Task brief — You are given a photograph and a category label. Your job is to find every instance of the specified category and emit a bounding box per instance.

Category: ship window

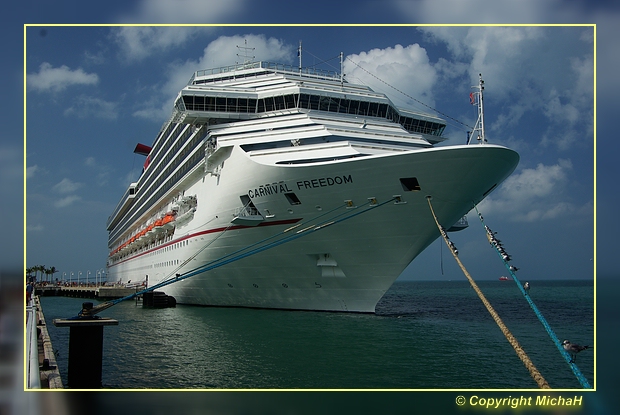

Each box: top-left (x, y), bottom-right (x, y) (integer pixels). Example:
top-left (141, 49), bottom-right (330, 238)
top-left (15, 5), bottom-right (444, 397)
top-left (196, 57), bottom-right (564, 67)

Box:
top-left (274, 95), bottom-right (285, 110)
top-left (400, 177), bottom-right (421, 191)
top-left (319, 96), bottom-right (331, 112)
top-left (377, 103), bottom-right (388, 118)
top-left (284, 192), bottom-right (302, 205)
top-left (368, 102), bottom-right (379, 117)
top-left (248, 98), bottom-right (257, 113)
top-left (205, 96), bottom-right (216, 111)
top-left (284, 94), bottom-right (296, 109)
top-left (349, 100), bottom-right (360, 115)
top-left (264, 97), bottom-right (275, 112)
top-left (358, 100), bottom-right (369, 116)
top-left (331, 97), bottom-right (342, 112)
top-left (216, 97), bottom-right (226, 112)
top-left (227, 98), bottom-right (237, 112)
top-left (195, 96), bottom-right (205, 111)
top-left (309, 95), bottom-right (320, 110)
top-left (238, 98), bottom-right (248, 112)
top-left (298, 93), bottom-right (309, 109)
top-left (182, 96), bottom-right (193, 110)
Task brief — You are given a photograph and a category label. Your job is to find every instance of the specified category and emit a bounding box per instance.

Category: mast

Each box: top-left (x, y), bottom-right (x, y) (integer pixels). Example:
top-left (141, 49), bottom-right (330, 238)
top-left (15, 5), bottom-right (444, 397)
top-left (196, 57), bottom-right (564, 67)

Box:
top-left (298, 40), bottom-right (302, 73)
top-left (340, 52), bottom-right (344, 87)
top-left (468, 73), bottom-right (487, 144)
top-left (478, 73), bottom-right (486, 143)
top-left (236, 39), bottom-right (255, 67)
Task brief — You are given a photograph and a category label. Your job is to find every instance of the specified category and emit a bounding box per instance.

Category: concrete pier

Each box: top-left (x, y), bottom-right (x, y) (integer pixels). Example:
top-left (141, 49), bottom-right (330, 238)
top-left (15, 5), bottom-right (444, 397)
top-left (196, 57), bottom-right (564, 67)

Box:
top-left (30, 296), bottom-right (63, 389)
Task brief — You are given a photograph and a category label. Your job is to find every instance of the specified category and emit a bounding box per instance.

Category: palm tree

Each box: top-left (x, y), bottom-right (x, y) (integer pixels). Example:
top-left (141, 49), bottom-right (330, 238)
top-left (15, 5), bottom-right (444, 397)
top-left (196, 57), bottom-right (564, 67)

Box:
top-left (48, 266), bottom-right (58, 284)
top-left (36, 265), bottom-right (46, 282)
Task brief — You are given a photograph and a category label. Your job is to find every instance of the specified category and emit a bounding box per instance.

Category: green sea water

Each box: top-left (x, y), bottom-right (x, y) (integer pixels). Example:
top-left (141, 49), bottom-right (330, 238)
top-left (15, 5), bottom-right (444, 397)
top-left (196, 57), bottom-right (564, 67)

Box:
top-left (40, 279), bottom-right (594, 390)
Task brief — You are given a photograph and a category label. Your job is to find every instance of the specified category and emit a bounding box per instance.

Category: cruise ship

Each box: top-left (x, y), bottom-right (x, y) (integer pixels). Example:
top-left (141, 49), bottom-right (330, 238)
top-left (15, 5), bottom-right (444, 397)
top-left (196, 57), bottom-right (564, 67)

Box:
top-left (106, 56), bottom-right (519, 312)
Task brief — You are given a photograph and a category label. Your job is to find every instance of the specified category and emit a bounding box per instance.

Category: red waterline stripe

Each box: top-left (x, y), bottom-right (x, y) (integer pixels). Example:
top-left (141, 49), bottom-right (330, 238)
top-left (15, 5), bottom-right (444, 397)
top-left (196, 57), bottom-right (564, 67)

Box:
top-left (108, 218), bottom-right (303, 268)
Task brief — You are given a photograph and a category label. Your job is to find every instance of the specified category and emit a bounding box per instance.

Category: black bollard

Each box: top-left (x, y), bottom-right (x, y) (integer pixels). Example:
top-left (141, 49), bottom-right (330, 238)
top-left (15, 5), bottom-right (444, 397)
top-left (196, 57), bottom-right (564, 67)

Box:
top-left (53, 302), bottom-right (118, 389)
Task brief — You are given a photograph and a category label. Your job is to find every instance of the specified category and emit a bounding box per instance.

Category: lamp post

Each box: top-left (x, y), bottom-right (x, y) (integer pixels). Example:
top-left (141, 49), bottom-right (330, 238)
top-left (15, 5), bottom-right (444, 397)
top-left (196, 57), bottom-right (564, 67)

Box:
top-left (70, 272), bottom-right (74, 285)
top-left (78, 271), bottom-right (82, 286)
top-left (87, 270), bottom-right (91, 285)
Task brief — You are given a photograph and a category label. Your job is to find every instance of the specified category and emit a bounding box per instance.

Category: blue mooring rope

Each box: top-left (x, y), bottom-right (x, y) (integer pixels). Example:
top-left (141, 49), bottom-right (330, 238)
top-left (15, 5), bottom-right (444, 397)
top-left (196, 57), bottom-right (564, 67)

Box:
top-left (474, 206), bottom-right (592, 389)
top-left (79, 197), bottom-right (396, 317)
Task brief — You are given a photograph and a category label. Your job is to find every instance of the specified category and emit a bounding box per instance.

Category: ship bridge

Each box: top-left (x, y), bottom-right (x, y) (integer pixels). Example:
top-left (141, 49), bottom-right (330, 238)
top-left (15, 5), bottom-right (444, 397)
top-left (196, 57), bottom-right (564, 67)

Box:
top-left (173, 61), bottom-right (447, 144)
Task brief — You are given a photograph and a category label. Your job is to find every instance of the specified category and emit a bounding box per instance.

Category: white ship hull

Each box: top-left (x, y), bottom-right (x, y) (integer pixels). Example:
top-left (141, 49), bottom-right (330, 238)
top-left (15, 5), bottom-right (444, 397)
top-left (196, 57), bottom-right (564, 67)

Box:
top-left (107, 144), bottom-right (518, 312)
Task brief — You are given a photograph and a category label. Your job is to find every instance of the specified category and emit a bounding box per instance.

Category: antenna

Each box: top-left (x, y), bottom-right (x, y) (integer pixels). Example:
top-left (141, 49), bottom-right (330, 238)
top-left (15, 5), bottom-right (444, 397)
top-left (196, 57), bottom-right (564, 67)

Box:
top-left (468, 73), bottom-right (487, 144)
top-left (236, 39), bottom-right (255, 67)
top-left (298, 40), bottom-right (302, 73)
top-left (340, 52), bottom-right (344, 87)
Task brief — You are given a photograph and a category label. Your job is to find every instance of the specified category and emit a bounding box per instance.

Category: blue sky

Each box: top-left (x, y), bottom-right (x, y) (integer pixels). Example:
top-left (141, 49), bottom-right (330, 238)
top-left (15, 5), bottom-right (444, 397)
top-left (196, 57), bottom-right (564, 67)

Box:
top-left (0, 0), bottom-right (616, 284)
top-left (22, 23), bottom-right (595, 283)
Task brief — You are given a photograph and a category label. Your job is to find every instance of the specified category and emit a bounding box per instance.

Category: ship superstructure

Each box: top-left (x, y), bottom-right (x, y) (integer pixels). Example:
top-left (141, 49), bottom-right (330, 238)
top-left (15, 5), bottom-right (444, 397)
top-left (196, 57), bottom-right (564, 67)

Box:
top-left (106, 60), bottom-right (518, 312)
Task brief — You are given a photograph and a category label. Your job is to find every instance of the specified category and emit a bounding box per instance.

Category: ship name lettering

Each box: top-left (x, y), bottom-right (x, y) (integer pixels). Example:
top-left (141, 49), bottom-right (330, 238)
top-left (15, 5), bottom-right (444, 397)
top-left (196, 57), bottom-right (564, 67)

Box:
top-left (296, 175), bottom-right (353, 190)
top-left (248, 183), bottom-right (293, 198)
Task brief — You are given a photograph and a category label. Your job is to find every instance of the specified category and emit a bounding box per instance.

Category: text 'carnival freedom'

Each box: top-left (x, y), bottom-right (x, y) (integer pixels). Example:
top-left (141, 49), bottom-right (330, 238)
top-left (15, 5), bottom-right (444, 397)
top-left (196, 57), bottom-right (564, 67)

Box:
top-left (248, 175), bottom-right (353, 198)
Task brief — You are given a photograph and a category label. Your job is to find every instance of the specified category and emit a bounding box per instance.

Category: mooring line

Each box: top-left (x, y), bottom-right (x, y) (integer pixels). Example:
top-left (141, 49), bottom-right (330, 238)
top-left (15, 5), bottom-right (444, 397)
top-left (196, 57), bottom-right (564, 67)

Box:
top-left (426, 196), bottom-right (550, 389)
top-left (77, 197), bottom-right (396, 318)
top-left (473, 205), bottom-right (592, 389)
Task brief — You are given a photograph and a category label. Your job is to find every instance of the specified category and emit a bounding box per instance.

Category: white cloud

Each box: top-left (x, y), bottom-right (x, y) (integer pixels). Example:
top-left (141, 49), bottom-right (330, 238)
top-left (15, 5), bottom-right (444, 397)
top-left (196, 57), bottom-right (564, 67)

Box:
top-left (344, 43), bottom-right (437, 109)
top-left (1, 145), bottom-right (23, 189)
top-left (479, 159), bottom-right (582, 222)
top-left (421, 26), bottom-right (545, 101)
top-left (417, 26), bottom-right (593, 151)
top-left (64, 95), bottom-right (119, 119)
top-left (111, 26), bottom-right (208, 62)
top-left (84, 156), bottom-right (112, 186)
top-left (27, 224), bottom-right (44, 232)
top-left (117, 0), bottom-right (246, 24)
top-left (394, 0), bottom-right (578, 24)
top-left (28, 62), bottom-right (99, 92)
top-left (54, 195), bottom-right (82, 208)
top-left (84, 50), bottom-right (106, 65)
top-left (52, 178), bottom-right (83, 194)
top-left (26, 165), bottom-right (39, 179)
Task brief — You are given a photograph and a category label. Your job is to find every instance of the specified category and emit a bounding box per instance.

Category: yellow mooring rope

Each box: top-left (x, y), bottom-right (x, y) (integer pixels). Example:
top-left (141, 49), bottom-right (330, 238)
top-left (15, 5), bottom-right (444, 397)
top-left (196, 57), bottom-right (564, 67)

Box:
top-left (426, 197), bottom-right (550, 389)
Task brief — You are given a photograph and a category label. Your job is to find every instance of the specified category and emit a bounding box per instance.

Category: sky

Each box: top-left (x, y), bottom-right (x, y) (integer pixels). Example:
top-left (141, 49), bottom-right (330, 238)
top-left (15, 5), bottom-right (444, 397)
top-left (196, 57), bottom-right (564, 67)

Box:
top-left (22, 24), bottom-right (595, 282)
top-left (2, 0), bottom-right (620, 414)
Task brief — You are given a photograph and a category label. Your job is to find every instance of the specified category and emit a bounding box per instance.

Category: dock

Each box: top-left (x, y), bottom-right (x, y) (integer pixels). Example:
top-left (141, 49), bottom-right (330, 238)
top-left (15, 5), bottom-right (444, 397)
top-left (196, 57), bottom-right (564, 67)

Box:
top-left (27, 296), bottom-right (62, 389)
top-left (34, 285), bottom-right (139, 299)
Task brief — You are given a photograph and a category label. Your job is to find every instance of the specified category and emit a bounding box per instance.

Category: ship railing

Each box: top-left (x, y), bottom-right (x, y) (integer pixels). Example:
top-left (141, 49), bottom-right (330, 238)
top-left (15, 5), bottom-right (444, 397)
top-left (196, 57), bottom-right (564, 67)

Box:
top-left (193, 61), bottom-right (341, 82)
